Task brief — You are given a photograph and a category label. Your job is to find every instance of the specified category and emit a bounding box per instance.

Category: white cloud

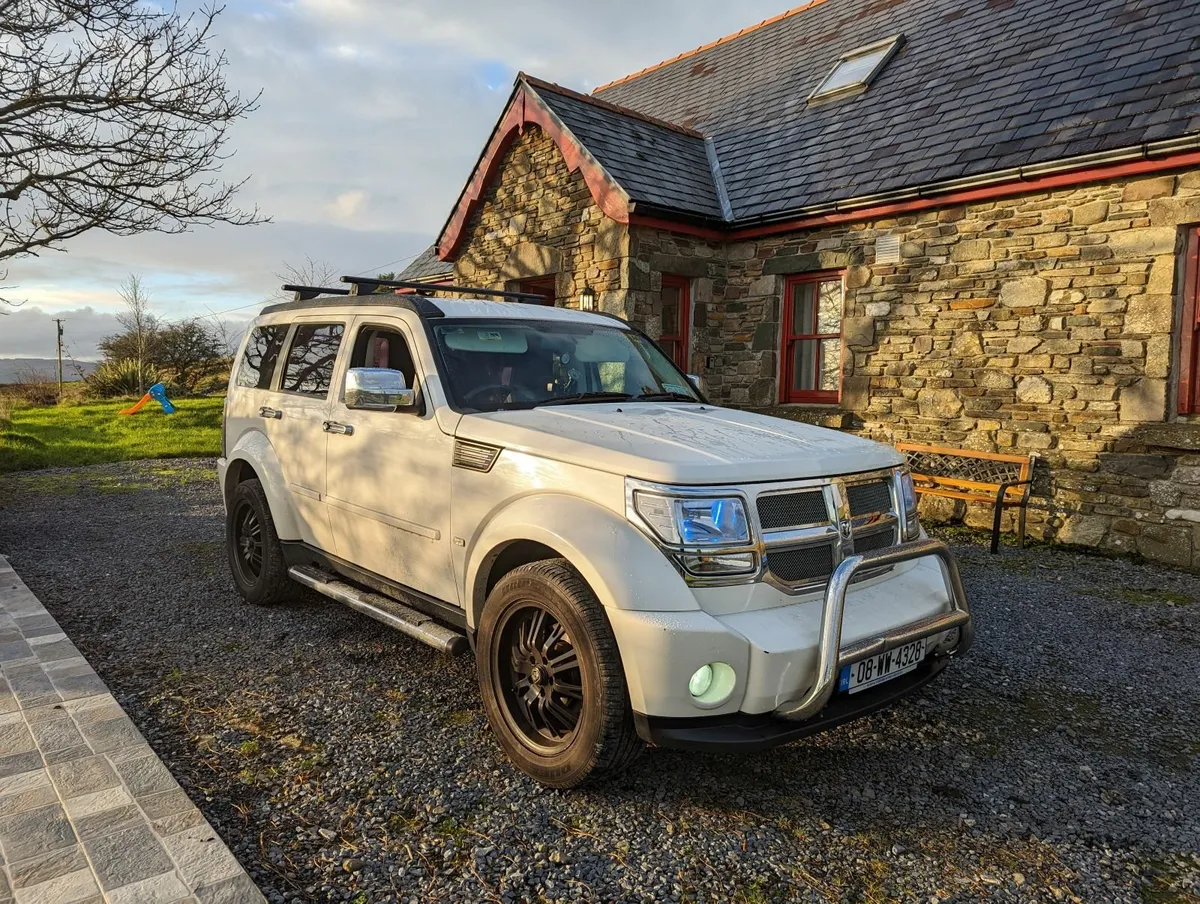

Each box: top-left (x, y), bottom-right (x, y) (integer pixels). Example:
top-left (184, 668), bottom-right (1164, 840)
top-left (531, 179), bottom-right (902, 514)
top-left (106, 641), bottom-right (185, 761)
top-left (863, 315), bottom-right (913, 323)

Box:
top-left (1, 1), bottom-right (785, 355)
top-left (326, 190), bottom-right (369, 222)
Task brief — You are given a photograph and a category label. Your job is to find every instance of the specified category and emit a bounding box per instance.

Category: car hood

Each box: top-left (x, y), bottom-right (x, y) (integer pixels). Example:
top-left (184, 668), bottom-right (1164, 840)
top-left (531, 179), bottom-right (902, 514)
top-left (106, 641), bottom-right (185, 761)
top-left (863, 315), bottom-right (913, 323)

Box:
top-left (458, 403), bottom-right (903, 484)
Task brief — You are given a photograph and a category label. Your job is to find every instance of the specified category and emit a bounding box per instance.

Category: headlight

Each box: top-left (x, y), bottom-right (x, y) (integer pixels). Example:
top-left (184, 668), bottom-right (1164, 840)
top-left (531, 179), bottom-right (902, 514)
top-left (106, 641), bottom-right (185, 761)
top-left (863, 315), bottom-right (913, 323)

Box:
top-left (898, 468), bottom-right (920, 540)
top-left (630, 489), bottom-right (756, 578)
top-left (633, 493), bottom-right (750, 546)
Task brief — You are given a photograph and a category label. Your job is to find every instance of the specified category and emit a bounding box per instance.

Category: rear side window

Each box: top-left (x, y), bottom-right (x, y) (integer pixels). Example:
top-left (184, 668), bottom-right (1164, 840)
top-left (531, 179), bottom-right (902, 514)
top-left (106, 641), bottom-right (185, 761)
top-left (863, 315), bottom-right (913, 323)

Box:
top-left (236, 325), bottom-right (288, 389)
top-left (282, 323), bottom-right (345, 396)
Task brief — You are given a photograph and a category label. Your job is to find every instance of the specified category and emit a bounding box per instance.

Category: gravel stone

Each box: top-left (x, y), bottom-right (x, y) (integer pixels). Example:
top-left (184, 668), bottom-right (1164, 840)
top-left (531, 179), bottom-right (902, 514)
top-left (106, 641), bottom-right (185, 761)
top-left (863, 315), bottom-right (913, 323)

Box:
top-left (1, 459), bottom-right (1197, 903)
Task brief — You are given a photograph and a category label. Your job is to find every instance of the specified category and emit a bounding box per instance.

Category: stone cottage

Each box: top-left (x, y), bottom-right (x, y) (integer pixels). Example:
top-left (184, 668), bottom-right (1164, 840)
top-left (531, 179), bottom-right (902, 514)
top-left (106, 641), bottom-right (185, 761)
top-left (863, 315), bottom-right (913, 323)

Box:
top-left (401, 0), bottom-right (1200, 569)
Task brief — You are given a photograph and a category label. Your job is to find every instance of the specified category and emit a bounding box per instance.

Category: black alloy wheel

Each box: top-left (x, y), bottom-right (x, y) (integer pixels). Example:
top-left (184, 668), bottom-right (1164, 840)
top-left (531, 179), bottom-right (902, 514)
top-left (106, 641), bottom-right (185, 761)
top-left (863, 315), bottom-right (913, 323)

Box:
top-left (496, 605), bottom-right (584, 752)
top-left (476, 558), bottom-right (643, 788)
top-left (233, 501), bottom-right (264, 582)
top-left (225, 477), bottom-right (292, 605)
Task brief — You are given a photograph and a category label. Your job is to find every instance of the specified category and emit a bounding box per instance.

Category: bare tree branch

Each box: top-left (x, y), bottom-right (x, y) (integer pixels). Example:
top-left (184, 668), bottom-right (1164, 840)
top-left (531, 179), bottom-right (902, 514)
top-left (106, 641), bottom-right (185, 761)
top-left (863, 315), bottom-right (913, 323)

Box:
top-left (1, 1), bottom-right (267, 309)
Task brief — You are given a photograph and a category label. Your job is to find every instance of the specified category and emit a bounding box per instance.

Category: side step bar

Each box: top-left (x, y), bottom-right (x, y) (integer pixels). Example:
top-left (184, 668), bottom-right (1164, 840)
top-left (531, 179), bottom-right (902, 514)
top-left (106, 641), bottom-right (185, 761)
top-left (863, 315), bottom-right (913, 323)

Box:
top-left (289, 566), bottom-right (469, 656)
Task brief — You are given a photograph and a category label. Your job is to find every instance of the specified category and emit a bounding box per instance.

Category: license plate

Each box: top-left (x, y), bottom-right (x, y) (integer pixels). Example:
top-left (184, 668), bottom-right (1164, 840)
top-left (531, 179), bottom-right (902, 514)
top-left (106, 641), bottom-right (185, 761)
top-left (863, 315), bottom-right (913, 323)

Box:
top-left (839, 638), bottom-right (926, 695)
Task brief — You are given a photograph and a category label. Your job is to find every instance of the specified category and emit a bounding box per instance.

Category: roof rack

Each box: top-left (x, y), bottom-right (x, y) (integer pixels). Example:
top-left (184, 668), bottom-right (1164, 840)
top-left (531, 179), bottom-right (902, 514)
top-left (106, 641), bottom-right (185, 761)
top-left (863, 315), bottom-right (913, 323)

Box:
top-left (339, 275), bottom-right (547, 304)
top-left (281, 284), bottom-right (351, 302)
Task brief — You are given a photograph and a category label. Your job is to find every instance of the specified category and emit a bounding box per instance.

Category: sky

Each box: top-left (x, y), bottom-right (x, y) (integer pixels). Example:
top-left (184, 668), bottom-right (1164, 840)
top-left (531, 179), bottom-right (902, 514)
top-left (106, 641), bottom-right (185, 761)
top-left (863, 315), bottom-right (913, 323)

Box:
top-left (1, 0), bottom-right (787, 360)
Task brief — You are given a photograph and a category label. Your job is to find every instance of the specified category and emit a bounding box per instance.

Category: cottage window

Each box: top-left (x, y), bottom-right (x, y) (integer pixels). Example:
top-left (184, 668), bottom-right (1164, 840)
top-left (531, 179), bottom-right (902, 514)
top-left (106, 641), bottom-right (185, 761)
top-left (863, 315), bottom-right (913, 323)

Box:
top-left (659, 275), bottom-right (691, 371)
top-left (808, 36), bottom-right (904, 104)
top-left (1180, 227), bottom-right (1200, 415)
top-left (781, 273), bottom-right (844, 404)
top-left (516, 276), bottom-right (556, 306)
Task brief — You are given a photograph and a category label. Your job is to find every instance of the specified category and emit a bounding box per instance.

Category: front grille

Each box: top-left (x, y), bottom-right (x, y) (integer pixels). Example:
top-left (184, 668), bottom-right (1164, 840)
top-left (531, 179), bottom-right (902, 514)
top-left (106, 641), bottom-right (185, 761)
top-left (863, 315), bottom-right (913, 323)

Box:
top-left (756, 490), bottom-right (828, 530)
top-left (847, 480), bottom-right (892, 517)
top-left (854, 526), bottom-right (896, 553)
top-left (765, 544), bottom-right (835, 584)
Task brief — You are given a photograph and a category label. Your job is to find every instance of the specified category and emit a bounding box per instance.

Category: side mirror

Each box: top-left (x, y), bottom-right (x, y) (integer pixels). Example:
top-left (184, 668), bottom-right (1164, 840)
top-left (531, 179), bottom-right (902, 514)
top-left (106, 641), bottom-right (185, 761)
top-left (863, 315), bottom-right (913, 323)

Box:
top-left (345, 368), bottom-right (416, 411)
top-left (687, 374), bottom-right (705, 395)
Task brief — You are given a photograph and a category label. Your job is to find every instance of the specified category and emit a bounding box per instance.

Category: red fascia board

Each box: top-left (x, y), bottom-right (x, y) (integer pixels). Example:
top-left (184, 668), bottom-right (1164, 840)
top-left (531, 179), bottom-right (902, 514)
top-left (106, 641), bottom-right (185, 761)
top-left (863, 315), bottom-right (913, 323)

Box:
top-left (437, 84), bottom-right (630, 261)
top-left (628, 150), bottom-right (1200, 242)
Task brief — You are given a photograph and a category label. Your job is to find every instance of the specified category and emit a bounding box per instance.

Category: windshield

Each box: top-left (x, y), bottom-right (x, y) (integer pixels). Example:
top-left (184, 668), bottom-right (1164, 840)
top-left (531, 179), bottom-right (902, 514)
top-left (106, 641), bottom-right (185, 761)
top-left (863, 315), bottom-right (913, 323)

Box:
top-left (432, 319), bottom-right (702, 412)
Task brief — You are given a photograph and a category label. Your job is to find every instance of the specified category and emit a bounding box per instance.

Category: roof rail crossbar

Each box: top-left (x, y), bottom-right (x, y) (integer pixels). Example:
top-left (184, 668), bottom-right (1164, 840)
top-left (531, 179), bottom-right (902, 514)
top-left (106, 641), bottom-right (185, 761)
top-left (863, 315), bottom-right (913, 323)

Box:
top-left (339, 275), bottom-right (548, 304)
top-left (281, 284), bottom-right (351, 301)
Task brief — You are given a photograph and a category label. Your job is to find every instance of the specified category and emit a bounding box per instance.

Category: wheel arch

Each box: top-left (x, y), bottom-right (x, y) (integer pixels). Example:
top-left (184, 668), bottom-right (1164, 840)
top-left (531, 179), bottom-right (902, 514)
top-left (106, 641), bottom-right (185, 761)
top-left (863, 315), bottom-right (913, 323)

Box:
top-left (223, 432), bottom-right (304, 541)
top-left (464, 494), bottom-right (700, 631)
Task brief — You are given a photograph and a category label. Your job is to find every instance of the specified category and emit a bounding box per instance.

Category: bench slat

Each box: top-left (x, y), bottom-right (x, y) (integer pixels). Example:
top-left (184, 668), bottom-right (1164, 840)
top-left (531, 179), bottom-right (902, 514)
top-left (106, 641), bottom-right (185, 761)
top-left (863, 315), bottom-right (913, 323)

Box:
top-left (912, 473), bottom-right (1028, 499)
top-left (913, 484), bottom-right (1025, 505)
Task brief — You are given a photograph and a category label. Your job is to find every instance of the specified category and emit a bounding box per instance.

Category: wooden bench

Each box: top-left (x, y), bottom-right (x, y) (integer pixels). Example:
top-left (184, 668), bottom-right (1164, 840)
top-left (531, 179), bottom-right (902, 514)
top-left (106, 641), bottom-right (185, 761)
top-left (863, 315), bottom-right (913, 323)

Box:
top-left (896, 443), bottom-right (1035, 554)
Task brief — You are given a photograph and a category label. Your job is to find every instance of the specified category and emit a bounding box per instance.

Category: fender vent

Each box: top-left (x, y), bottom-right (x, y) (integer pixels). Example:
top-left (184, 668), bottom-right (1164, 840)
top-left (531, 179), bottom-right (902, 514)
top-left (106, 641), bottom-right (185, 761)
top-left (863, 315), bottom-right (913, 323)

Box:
top-left (453, 440), bottom-right (502, 473)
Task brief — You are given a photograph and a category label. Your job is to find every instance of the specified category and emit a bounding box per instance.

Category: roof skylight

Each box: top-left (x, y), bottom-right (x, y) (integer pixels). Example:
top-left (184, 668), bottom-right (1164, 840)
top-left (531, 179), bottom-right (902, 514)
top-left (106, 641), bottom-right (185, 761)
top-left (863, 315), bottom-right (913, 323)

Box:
top-left (808, 35), bottom-right (904, 104)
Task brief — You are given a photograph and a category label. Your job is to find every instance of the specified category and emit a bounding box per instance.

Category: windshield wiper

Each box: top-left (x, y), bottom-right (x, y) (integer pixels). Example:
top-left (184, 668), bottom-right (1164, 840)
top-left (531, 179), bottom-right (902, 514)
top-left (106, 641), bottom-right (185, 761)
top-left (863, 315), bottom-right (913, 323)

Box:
top-left (534, 391), bottom-right (634, 407)
top-left (632, 391), bottom-right (700, 402)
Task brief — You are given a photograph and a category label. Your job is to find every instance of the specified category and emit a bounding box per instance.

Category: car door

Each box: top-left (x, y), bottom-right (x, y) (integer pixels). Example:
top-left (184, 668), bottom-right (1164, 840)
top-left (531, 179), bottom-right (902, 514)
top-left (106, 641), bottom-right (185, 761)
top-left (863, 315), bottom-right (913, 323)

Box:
top-left (323, 314), bottom-right (459, 605)
top-left (267, 318), bottom-right (347, 553)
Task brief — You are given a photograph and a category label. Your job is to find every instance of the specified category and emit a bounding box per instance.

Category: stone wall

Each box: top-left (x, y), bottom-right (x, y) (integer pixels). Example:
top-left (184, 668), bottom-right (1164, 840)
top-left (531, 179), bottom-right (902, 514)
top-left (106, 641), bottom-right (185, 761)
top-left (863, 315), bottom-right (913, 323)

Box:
top-left (450, 125), bottom-right (625, 309)
top-left (634, 172), bottom-right (1200, 567)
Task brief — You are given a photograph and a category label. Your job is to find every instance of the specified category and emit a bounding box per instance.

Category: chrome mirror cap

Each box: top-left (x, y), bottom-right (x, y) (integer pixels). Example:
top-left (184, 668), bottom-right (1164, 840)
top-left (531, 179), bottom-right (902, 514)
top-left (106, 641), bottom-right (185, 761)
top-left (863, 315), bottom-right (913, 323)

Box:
top-left (345, 368), bottom-right (416, 411)
top-left (687, 374), bottom-right (705, 394)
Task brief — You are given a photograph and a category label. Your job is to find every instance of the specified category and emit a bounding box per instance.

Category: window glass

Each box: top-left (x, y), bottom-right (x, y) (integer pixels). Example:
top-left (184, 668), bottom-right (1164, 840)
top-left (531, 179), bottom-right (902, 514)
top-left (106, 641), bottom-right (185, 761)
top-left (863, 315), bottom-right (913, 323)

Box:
top-left (809, 37), bottom-right (901, 102)
top-left (349, 326), bottom-right (418, 391)
top-left (659, 276), bottom-right (690, 370)
top-left (783, 274), bottom-right (844, 403)
top-left (237, 325), bottom-right (288, 390)
top-left (432, 320), bottom-right (700, 412)
top-left (818, 49), bottom-right (886, 94)
top-left (281, 323), bottom-right (344, 396)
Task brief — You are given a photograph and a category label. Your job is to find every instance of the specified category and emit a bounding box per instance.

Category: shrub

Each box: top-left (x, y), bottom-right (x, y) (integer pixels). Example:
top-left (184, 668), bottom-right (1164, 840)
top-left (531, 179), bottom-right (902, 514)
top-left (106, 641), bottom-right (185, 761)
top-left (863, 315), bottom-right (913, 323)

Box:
top-left (0, 394), bottom-right (12, 428)
top-left (87, 359), bottom-right (164, 398)
top-left (13, 367), bottom-right (58, 406)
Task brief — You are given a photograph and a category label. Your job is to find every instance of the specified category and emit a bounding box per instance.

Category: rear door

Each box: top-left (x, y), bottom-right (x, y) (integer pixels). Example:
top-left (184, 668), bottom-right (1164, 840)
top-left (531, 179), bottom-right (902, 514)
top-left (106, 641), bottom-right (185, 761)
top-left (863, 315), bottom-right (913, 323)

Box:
top-left (268, 318), bottom-right (347, 552)
top-left (225, 321), bottom-right (289, 459)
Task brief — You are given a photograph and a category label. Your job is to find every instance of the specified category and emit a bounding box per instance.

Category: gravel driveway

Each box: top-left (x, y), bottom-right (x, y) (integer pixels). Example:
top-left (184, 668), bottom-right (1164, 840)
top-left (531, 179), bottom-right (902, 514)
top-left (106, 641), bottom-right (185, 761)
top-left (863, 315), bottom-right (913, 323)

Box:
top-left (1, 459), bottom-right (1197, 904)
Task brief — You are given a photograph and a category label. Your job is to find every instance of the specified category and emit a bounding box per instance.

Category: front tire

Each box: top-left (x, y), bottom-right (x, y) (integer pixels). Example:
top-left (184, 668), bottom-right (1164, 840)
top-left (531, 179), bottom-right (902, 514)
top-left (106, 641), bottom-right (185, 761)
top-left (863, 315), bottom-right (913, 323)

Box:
top-left (476, 559), bottom-right (643, 788)
top-left (226, 478), bottom-right (292, 605)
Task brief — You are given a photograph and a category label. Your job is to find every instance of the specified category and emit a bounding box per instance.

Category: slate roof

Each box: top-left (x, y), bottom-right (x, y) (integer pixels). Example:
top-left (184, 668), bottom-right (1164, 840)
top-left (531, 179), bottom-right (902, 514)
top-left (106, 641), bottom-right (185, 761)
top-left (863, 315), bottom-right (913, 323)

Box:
top-left (592, 0), bottom-right (1200, 224)
top-left (529, 80), bottom-right (726, 221)
top-left (398, 244), bottom-right (453, 281)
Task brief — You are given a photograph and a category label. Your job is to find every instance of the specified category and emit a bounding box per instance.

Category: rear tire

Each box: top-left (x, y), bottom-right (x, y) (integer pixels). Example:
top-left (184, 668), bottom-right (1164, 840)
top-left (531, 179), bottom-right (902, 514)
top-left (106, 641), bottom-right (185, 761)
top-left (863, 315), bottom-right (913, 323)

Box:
top-left (476, 558), bottom-right (643, 788)
top-left (226, 478), bottom-right (292, 605)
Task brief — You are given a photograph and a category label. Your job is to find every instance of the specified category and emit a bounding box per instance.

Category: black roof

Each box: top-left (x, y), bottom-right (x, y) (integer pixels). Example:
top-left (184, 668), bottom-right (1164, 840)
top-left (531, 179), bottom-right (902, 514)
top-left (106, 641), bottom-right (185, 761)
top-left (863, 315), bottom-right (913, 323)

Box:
top-left (398, 244), bottom-right (453, 281)
top-left (534, 82), bottom-right (726, 221)
top-left (590, 0), bottom-right (1200, 223)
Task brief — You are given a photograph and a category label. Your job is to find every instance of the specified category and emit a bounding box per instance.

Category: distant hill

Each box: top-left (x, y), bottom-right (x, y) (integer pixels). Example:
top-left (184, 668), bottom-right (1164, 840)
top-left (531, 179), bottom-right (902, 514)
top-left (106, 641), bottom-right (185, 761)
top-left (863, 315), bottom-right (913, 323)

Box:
top-left (0, 357), bottom-right (96, 384)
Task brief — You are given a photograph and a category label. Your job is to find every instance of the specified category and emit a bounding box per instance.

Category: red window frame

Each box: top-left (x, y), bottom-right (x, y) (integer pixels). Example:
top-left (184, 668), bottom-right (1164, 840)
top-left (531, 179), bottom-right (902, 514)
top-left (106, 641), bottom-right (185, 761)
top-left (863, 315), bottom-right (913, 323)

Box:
top-left (781, 271), bottom-right (845, 404)
top-left (516, 276), bottom-right (556, 306)
top-left (659, 275), bottom-right (691, 371)
top-left (1180, 228), bottom-right (1200, 415)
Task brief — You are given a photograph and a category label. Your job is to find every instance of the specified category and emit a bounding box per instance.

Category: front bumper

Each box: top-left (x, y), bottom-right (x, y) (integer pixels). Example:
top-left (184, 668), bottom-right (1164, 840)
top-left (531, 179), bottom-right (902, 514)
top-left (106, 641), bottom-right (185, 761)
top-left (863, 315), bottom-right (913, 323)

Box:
top-left (608, 539), bottom-right (972, 747)
top-left (635, 652), bottom-right (950, 752)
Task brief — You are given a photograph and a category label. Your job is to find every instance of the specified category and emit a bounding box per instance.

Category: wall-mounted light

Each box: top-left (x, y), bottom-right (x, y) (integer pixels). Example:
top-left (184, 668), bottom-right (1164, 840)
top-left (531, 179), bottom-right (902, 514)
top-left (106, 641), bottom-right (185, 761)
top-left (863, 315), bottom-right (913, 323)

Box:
top-left (578, 284), bottom-right (597, 312)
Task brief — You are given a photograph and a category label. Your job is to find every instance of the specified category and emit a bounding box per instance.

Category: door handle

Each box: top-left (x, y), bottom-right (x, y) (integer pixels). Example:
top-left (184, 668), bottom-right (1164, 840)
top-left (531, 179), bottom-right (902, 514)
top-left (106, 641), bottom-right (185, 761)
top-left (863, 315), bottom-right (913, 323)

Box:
top-left (258, 406), bottom-right (282, 420)
top-left (323, 421), bottom-right (354, 436)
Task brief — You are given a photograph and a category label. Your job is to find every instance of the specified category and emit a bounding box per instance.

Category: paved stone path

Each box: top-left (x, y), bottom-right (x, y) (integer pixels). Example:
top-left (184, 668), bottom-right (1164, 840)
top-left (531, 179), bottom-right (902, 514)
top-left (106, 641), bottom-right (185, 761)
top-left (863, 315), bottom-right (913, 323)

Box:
top-left (0, 556), bottom-right (264, 904)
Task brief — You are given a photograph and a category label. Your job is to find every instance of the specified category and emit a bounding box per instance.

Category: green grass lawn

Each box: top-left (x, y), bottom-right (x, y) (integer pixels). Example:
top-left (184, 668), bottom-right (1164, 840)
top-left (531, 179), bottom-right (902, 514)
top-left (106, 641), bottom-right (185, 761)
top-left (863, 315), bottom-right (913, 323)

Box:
top-left (0, 397), bottom-right (224, 473)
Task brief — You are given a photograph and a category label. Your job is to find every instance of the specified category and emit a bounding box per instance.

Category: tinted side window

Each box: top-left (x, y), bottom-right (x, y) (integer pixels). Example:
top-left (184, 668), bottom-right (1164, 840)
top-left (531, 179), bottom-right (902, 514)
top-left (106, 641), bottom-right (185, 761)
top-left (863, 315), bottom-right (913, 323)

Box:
top-left (350, 327), bottom-right (418, 391)
top-left (237, 325), bottom-right (288, 389)
top-left (282, 323), bottom-right (345, 396)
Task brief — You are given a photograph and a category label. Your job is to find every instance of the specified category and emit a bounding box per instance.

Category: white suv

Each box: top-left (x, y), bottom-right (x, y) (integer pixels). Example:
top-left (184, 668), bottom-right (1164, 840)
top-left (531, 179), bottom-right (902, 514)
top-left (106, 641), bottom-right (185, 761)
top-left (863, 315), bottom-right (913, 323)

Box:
top-left (219, 279), bottom-right (973, 788)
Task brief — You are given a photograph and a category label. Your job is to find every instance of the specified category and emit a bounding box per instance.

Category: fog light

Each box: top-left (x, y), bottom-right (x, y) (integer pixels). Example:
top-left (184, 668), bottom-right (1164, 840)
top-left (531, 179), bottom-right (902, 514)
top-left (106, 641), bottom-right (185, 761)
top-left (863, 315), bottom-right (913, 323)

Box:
top-left (687, 662), bottom-right (737, 709)
top-left (688, 665), bottom-right (714, 698)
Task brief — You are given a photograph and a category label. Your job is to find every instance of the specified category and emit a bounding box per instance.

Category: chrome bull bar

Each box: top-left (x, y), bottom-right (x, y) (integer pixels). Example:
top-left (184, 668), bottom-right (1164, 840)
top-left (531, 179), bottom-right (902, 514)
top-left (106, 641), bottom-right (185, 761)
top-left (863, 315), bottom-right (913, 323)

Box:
top-left (775, 538), bottom-right (973, 722)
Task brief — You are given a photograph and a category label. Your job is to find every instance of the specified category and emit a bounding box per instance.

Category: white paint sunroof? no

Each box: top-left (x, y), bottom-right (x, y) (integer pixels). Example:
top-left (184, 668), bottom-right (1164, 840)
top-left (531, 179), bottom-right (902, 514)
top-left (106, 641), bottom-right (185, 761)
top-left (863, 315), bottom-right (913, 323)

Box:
top-left (809, 35), bottom-right (905, 104)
